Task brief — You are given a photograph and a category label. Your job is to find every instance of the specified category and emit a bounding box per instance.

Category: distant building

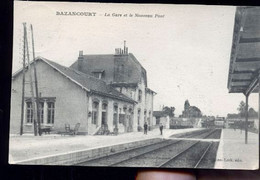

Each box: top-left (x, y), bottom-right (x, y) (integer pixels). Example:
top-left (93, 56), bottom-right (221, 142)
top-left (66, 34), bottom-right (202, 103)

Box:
top-left (182, 100), bottom-right (202, 118)
top-left (226, 115), bottom-right (257, 130)
top-left (214, 117), bottom-right (225, 128)
top-left (153, 111), bottom-right (170, 129)
top-left (10, 44), bottom-right (156, 135)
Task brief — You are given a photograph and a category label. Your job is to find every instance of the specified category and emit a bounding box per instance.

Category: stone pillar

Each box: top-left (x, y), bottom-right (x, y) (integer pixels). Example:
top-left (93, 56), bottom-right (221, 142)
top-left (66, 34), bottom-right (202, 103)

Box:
top-left (133, 105), bottom-right (138, 132)
top-left (140, 108), bottom-right (144, 128)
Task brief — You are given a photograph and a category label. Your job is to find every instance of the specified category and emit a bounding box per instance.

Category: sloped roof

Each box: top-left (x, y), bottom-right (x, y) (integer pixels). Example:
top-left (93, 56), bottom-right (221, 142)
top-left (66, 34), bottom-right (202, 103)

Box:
top-left (13, 57), bottom-right (136, 104)
top-left (70, 53), bottom-right (148, 86)
top-left (228, 7), bottom-right (260, 94)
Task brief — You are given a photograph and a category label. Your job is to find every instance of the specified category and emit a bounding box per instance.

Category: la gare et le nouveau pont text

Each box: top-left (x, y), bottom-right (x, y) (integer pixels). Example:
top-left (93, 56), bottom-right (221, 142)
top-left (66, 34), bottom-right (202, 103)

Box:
top-left (56, 11), bottom-right (165, 18)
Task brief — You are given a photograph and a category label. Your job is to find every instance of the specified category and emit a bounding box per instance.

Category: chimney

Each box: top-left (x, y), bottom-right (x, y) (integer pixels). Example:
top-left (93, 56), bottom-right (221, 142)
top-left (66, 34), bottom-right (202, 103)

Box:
top-left (78, 50), bottom-right (83, 71)
top-left (114, 41), bottom-right (129, 55)
top-left (124, 40), bottom-right (126, 54)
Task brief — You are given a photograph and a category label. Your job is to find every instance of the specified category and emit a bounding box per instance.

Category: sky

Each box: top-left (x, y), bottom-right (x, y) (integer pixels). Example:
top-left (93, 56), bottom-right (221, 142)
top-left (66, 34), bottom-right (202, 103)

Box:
top-left (13, 1), bottom-right (258, 117)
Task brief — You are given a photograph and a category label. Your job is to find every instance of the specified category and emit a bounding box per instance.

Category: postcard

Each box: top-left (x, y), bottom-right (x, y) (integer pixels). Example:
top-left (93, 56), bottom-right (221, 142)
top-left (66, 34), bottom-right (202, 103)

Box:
top-left (10, 1), bottom-right (259, 170)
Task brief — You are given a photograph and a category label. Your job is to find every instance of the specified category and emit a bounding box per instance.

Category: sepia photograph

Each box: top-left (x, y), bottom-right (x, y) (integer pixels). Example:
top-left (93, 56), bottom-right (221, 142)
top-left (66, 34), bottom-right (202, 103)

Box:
top-left (9, 1), bottom-right (259, 170)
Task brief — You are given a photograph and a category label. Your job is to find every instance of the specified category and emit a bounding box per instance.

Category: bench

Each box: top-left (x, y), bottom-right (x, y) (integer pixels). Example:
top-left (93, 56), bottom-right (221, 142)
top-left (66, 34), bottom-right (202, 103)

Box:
top-left (39, 127), bottom-right (51, 134)
top-left (60, 123), bottom-right (80, 136)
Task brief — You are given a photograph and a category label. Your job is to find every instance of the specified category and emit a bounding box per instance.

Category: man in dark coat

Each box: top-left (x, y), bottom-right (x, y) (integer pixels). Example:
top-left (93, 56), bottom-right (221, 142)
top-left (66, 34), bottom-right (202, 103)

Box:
top-left (144, 122), bottom-right (148, 135)
top-left (159, 123), bottom-right (164, 135)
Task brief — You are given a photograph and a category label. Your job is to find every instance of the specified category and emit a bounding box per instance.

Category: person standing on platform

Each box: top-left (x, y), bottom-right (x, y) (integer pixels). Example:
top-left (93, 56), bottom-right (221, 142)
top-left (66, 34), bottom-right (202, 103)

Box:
top-left (144, 122), bottom-right (148, 135)
top-left (159, 123), bottom-right (164, 135)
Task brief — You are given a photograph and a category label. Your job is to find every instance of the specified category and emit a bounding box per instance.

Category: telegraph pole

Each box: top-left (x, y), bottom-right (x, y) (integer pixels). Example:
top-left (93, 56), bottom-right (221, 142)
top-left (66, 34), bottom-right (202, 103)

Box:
top-left (31, 24), bottom-right (42, 136)
top-left (24, 23), bottom-right (38, 136)
top-left (20, 23), bottom-right (26, 135)
top-left (245, 94), bottom-right (249, 144)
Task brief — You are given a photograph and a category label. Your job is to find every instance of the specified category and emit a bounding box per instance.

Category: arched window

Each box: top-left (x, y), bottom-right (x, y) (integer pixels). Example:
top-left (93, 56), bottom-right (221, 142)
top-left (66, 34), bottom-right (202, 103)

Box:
top-left (148, 111), bottom-right (151, 126)
top-left (92, 101), bottom-right (99, 125)
top-left (144, 110), bottom-right (147, 123)
top-left (137, 109), bottom-right (141, 125)
top-left (102, 102), bottom-right (108, 125)
top-left (113, 104), bottom-right (118, 126)
top-left (128, 108), bottom-right (134, 132)
top-left (138, 90), bottom-right (142, 102)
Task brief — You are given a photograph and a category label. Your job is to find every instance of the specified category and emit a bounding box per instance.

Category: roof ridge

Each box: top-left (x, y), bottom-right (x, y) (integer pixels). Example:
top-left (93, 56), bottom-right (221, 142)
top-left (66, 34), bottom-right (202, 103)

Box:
top-left (83, 54), bottom-right (114, 56)
top-left (43, 57), bottom-right (110, 84)
top-left (15, 56), bottom-right (136, 103)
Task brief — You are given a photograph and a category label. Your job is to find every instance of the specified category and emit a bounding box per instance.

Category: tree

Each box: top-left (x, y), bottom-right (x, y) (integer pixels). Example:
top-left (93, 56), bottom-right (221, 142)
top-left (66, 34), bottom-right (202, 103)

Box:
top-left (163, 106), bottom-right (175, 117)
top-left (237, 101), bottom-right (246, 118)
top-left (227, 113), bottom-right (239, 119)
top-left (184, 100), bottom-right (190, 110)
top-left (182, 100), bottom-right (190, 117)
top-left (188, 106), bottom-right (202, 118)
top-left (248, 108), bottom-right (258, 118)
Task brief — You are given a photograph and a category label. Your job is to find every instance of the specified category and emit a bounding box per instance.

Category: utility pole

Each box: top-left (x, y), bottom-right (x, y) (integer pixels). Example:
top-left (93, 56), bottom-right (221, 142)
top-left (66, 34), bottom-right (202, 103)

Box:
top-left (24, 23), bottom-right (38, 136)
top-left (20, 23), bottom-right (26, 135)
top-left (245, 94), bottom-right (249, 144)
top-left (30, 24), bottom-right (42, 136)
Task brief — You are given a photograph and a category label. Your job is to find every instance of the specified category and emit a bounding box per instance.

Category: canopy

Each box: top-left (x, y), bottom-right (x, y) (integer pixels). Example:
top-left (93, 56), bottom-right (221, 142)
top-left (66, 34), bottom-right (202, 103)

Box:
top-left (227, 7), bottom-right (260, 96)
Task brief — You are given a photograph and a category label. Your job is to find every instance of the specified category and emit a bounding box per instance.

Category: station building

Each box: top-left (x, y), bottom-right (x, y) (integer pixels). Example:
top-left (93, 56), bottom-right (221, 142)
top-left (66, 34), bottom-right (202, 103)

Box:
top-left (10, 45), bottom-right (156, 135)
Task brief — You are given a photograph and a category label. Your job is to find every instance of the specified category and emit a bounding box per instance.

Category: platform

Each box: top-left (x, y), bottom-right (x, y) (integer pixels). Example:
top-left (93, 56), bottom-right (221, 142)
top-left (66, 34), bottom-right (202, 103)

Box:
top-left (9, 128), bottom-right (200, 164)
top-left (214, 128), bottom-right (259, 170)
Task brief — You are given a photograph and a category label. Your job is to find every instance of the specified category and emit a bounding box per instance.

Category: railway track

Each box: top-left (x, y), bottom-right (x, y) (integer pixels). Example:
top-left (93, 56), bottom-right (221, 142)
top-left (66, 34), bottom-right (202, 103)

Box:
top-left (76, 129), bottom-right (220, 168)
top-left (159, 141), bottom-right (214, 168)
top-left (175, 128), bottom-right (221, 139)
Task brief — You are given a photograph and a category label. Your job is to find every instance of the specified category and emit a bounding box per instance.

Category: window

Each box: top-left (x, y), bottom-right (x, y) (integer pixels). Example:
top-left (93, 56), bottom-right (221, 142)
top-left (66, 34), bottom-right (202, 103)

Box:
top-left (120, 64), bottom-right (124, 74)
top-left (113, 105), bottom-right (118, 125)
top-left (39, 102), bottom-right (44, 123)
top-left (119, 107), bottom-right (127, 124)
top-left (47, 102), bottom-right (55, 124)
top-left (26, 102), bottom-right (33, 123)
top-left (25, 97), bottom-right (55, 125)
top-left (137, 109), bottom-right (141, 125)
top-left (138, 90), bottom-right (142, 102)
top-left (144, 110), bottom-right (147, 123)
top-left (102, 103), bottom-right (107, 111)
top-left (92, 72), bottom-right (103, 79)
top-left (102, 103), bottom-right (108, 125)
top-left (92, 102), bottom-right (99, 124)
top-left (148, 111), bottom-right (151, 125)
top-left (123, 107), bottom-right (127, 113)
